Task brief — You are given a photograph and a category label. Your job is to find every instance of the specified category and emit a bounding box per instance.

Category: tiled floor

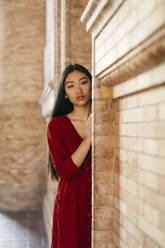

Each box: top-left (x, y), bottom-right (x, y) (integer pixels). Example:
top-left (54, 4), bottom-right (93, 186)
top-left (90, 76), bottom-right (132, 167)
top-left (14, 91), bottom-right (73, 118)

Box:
top-left (0, 211), bottom-right (48, 248)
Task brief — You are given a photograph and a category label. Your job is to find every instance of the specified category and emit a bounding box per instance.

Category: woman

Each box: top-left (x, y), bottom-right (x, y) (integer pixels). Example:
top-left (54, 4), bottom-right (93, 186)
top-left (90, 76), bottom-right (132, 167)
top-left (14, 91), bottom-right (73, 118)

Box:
top-left (47, 64), bottom-right (92, 248)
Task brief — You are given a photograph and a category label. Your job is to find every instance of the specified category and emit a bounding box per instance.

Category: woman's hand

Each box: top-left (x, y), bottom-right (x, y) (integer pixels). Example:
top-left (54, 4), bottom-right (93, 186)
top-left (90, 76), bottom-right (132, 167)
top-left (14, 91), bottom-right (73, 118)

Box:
top-left (71, 113), bottom-right (93, 167)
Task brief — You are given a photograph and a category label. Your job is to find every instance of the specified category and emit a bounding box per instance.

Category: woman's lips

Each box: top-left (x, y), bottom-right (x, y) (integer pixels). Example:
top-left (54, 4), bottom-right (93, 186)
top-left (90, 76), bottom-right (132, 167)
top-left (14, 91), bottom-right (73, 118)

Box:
top-left (77, 95), bottom-right (85, 100)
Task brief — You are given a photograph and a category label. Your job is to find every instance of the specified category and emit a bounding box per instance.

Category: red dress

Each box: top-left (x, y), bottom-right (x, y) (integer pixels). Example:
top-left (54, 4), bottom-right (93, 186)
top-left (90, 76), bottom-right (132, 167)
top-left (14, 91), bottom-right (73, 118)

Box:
top-left (47, 115), bottom-right (91, 248)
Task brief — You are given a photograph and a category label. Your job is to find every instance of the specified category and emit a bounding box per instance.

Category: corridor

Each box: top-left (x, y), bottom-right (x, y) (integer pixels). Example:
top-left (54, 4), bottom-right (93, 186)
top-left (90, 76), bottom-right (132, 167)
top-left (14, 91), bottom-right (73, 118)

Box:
top-left (0, 211), bottom-right (48, 248)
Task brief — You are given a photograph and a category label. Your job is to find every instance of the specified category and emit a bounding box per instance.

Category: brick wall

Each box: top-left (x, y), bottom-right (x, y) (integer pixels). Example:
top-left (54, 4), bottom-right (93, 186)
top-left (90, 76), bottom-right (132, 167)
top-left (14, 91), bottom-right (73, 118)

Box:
top-left (93, 64), bottom-right (165, 248)
top-left (93, 82), bottom-right (114, 247)
top-left (82, 0), bottom-right (165, 247)
top-left (61, 0), bottom-right (91, 70)
top-left (0, 0), bottom-right (46, 210)
top-left (113, 78), bottom-right (165, 248)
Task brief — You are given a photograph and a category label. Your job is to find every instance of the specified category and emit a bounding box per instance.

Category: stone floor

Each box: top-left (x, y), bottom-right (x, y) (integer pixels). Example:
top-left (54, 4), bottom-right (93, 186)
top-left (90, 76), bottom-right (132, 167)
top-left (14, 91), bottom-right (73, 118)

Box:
top-left (0, 211), bottom-right (48, 248)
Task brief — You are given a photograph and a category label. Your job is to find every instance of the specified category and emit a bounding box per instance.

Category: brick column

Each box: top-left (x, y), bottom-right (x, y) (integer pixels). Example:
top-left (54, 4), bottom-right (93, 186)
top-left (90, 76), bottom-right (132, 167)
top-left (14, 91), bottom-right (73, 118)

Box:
top-left (92, 78), bottom-right (115, 247)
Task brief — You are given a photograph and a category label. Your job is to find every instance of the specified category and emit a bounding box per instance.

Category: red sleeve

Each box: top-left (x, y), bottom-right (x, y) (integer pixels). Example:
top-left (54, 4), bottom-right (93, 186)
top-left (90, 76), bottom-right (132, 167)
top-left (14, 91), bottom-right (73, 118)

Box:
top-left (47, 118), bottom-right (82, 181)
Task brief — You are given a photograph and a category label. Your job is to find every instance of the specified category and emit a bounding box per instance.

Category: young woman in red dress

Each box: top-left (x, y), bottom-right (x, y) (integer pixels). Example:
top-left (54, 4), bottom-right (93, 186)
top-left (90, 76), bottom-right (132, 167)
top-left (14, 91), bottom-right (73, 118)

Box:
top-left (47, 64), bottom-right (92, 248)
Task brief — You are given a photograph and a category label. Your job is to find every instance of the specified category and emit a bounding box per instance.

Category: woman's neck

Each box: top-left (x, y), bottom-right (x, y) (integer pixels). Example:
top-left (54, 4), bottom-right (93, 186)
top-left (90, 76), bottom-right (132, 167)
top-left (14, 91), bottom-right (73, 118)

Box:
top-left (71, 102), bottom-right (91, 121)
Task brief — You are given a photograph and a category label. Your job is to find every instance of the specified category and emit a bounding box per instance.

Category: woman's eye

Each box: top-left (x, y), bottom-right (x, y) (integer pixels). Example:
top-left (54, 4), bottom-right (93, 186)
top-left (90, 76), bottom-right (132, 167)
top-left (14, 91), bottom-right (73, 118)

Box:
top-left (81, 81), bottom-right (88, 84)
top-left (68, 85), bottom-right (74, 88)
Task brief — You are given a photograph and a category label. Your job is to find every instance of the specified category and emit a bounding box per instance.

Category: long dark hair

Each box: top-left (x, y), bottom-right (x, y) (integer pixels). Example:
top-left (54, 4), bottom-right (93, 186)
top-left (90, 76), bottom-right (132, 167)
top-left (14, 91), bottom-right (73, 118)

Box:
top-left (48, 64), bottom-right (92, 181)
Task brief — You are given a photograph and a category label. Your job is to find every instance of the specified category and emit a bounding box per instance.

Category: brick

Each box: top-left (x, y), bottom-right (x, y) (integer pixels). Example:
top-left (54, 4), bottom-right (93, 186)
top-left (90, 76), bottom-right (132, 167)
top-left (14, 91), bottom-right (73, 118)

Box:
top-left (114, 111), bottom-right (120, 124)
top-left (94, 194), bottom-right (113, 207)
top-left (118, 34), bottom-right (130, 57)
top-left (113, 208), bottom-right (120, 223)
top-left (113, 78), bottom-right (137, 98)
top-left (144, 203), bottom-right (159, 227)
top-left (113, 231), bottom-right (120, 247)
top-left (114, 100), bottom-right (120, 112)
top-left (94, 231), bottom-right (113, 242)
top-left (118, 123), bottom-right (138, 137)
top-left (94, 146), bottom-right (114, 159)
top-left (119, 95), bottom-right (138, 110)
top-left (138, 153), bottom-right (165, 175)
top-left (143, 105), bottom-right (158, 121)
top-left (94, 87), bottom-right (112, 100)
top-left (115, 198), bottom-right (127, 216)
top-left (94, 88), bottom-right (105, 99)
top-left (95, 183), bottom-right (113, 196)
top-left (139, 215), bottom-right (165, 247)
top-left (143, 139), bottom-right (160, 156)
top-left (120, 188), bottom-right (144, 215)
top-left (119, 209), bottom-right (126, 228)
top-left (113, 220), bottom-right (120, 234)
top-left (94, 218), bottom-right (113, 230)
top-left (119, 174), bottom-right (138, 197)
top-left (94, 171), bottom-right (113, 184)
top-left (126, 177), bottom-right (138, 197)
top-left (114, 184), bottom-right (120, 198)
top-left (117, 149), bottom-right (127, 163)
top-left (139, 185), bottom-right (165, 214)
top-left (127, 232), bottom-right (138, 248)
top-left (138, 86), bottom-right (165, 106)
top-left (114, 136), bottom-right (120, 149)
top-left (138, 122), bottom-right (165, 138)
top-left (159, 140), bottom-right (165, 158)
top-left (144, 235), bottom-right (160, 248)
top-left (120, 108), bottom-right (143, 123)
top-left (95, 135), bottom-right (114, 147)
top-left (159, 176), bottom-right (165, 195)
top-left (125, 218), bottom-right (144, 245)
top-left (159, 103), bottom-right (165, 120)
top-left (136, 0), bottom-right (155, 21)
top-left (114, 157), bottom-right (120, 173)
top-left (121, 163), bottom-right (139, 181)
top-left (101, 85), bottom-right (113, 99)
top-left (93, 77), bottom-right (102, 88)
top-left (94, 124), bottom-right (114, 136)
top-left (151, 61), bottom-right (165, 88)
top-left (114, 124), bottom-right (119, 136)
top-left (119, 224), bottom-right (127, 243)
top-left (94, 206), bottom-right (113, 219)
top-left (94, 100), bottom-right (109, 111)
top-left (93, 242), bottom-right (114, 248)
top-left (160, 213), bottom-right (165, 233)
top-left (95, 111), bottom-right (115, 123)
top-left (114, 173), bottom-right (120, 186)
top-left (136, 69), bottom-right (151, 91)
top-left (127, 204), bottom-right (138, 225)
top-left (94, 158), bottom-right (114, 171)
top-left (119, 136), bottom-right (143, 152)
top-left (139, 170), bottom-right (159, 191)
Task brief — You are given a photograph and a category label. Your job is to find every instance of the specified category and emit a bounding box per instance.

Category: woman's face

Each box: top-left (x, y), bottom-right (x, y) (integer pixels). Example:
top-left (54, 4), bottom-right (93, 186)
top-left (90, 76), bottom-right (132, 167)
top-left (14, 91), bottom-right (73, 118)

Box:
top-left (64, 70), bottom-right (91, 106)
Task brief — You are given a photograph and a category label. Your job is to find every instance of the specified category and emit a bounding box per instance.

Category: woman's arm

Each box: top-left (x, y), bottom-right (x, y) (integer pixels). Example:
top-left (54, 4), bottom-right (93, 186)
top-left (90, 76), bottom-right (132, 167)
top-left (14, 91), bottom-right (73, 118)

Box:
top-left (71, 113), bottom-right (92, 167)
top-left (71, 136), bottom-right (91, 167)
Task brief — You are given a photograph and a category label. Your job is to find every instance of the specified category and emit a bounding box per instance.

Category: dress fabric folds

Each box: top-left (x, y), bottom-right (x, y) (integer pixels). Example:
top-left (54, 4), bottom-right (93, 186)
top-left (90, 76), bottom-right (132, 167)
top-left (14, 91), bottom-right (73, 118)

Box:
top-left (47, 115), bottom-right (92, 248)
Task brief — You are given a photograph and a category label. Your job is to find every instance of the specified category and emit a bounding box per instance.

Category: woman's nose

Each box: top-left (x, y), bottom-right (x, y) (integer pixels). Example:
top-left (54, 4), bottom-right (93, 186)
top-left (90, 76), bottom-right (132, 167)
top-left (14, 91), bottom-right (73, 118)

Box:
top-left (76, 84), bottom-right (83, 93)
